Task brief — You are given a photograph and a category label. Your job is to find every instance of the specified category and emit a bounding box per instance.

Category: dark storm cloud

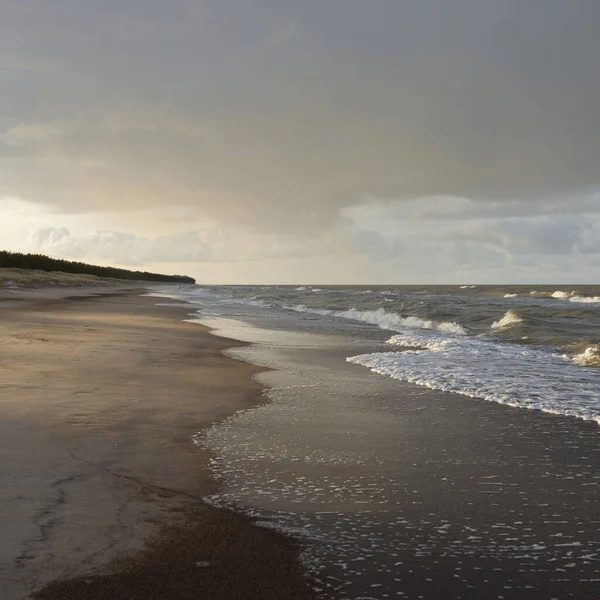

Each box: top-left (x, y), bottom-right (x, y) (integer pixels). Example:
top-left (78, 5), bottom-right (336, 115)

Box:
top-left (2, 0), bottom-right (600, 232)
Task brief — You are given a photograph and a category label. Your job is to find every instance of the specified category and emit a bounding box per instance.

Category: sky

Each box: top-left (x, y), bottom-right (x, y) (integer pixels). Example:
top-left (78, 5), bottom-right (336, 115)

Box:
top-left (1, 0), bottom-right (600, 283)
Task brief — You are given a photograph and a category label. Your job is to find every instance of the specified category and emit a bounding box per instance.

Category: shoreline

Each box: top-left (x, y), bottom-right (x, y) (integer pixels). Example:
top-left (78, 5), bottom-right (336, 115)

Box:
top-left (6, 284), bottom-right (600, 599)
top-left (0, 287), bottom-right (316, 599)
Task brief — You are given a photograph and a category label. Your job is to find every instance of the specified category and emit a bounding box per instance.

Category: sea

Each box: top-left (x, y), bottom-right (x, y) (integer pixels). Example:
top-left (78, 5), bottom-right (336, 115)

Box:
top-left (152, 284), bottom-right (600, 599)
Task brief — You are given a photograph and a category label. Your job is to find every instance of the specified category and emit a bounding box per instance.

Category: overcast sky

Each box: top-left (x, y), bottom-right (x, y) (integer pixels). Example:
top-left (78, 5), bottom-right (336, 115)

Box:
top-left (2, 0), bottom-right (600, 283)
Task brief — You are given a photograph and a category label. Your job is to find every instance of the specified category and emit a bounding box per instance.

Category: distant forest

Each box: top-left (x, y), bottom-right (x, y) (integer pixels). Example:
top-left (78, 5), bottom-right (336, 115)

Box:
top-left (0, 251), bottom-right (196, 284)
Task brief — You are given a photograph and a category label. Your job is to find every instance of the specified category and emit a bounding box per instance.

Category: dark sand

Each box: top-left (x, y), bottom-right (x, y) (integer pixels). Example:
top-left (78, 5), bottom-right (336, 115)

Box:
top-left (0, 289), bottom-right (315, 600)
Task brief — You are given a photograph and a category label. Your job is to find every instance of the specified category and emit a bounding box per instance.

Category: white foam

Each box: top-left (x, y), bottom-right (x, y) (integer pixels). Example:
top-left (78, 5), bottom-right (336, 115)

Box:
top-left (527, 289), bottom-right (600, 303)
top-left (525, 289), bottom-right (600, 303)
top-left (569, 295), bottom-right (600, 304)
top-left (348, 330), bottom-right (600, 424)
top-left (503, 293), bottom-right (518, 298)
top-left (571, 346), bottom-right (600, 367)
top-left (491, 310), bottom-right (524, 330)
top-left (529, 290), bottom-right (560, 298)
top-left (531, 289), bottom-right (600, 303)
top-left (551, 290), bottom-right (576, 299)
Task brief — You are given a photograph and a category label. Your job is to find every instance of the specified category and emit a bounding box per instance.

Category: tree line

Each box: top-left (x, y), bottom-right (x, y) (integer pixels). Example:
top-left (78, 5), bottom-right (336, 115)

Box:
top-left (0, 251), bottom-right (196, 284)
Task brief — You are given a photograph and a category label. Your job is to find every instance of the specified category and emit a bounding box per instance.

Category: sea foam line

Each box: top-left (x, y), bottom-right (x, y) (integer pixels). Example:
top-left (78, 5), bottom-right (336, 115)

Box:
top-left (347, 331), bottom-right (600, 424)
top-left (288, 305), bottom-right (466, 335)
top-left (529, 290), bottom-right (600, 304)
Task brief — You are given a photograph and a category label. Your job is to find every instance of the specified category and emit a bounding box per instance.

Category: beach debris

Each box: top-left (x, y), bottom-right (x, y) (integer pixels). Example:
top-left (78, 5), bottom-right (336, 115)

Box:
top-left (195, 561), bottom-right (211, 568)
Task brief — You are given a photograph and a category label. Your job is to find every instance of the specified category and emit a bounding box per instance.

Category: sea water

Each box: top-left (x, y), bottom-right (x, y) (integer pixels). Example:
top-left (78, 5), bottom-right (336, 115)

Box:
top-left (152, 285), bottom-right (600, 599)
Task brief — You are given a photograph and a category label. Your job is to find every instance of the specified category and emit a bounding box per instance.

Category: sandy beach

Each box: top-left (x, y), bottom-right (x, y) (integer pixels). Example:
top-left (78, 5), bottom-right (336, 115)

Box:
top-left (2, 282), bottom-right (600, 600)
top-left (0, 287), bottom-right (315, 600)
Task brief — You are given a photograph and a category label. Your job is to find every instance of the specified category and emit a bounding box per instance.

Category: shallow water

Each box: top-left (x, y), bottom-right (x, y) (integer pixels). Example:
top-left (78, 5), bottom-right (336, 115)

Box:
top-left (152, 286), bottom-right (600, 599)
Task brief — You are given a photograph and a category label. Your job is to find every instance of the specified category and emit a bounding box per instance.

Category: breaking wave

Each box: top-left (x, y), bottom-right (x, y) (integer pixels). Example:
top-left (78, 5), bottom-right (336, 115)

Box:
top-left (571, 346), bottom-right (600, 367)
top-left (569, 295), bottom-right (600, 304)
top-left (491, 310), bottom-right (524, 330)
top-left (524, 290), bottom-right (600, 304)
top-left (527, 290), bottom-right (600, 303)
top-left (551, 290), bottom-right (577, 299)
top-left (289, 305), bottom-right (466, 335)
top-left (348, 331), bottom-right (600, 424)
top-left (529, 289), bottom-right (579, 299)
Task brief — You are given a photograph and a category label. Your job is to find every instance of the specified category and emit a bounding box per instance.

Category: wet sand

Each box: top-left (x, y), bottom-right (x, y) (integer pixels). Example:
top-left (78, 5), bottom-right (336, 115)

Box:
top-left (0, 289), bottom-right (315, 600)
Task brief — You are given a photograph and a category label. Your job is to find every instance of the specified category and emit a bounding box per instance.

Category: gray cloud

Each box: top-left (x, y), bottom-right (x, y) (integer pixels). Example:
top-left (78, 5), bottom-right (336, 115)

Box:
top-left (28, 222), bottom-right (352, 267)
top-left (342, 196), bottom-right (600, 272)
top-left (2, 0), bottom-right (600, 237)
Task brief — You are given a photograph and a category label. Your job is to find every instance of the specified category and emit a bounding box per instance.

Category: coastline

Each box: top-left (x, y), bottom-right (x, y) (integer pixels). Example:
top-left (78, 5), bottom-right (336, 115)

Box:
top-left (0, 287), bottom-right (315, 599)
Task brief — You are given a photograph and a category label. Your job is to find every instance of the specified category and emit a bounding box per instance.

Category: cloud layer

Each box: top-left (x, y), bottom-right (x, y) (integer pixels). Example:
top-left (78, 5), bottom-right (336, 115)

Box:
top-left (12, 192), bottom-right (598, 283)
top-left (2, 1), bottom-right (600, 280)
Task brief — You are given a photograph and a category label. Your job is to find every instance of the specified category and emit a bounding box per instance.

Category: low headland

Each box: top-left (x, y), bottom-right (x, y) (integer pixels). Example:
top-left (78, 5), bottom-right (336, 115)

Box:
top-left (0, 250), bottom-right (196, 285)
